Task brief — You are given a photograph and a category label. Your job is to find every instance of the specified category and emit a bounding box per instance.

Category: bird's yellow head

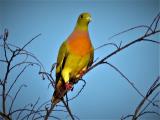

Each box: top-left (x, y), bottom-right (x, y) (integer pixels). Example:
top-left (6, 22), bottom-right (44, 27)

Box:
top-left (75, 12), bottom-right (92, 31)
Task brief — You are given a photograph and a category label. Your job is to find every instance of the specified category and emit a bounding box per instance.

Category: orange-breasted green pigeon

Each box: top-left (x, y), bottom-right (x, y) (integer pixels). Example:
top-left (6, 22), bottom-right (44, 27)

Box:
top-left (52, 12), bottom-right (94, 104)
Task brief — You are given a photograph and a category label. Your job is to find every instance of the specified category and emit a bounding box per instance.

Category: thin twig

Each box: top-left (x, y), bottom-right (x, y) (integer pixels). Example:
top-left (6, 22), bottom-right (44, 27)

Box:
top-left (108, 25), bottom-right (153, 40)
top-left (132, 76), bottom-right (160, 120)
top-left (104, 62), bottom-right (146, 99)
top-left (61, 98), bottom-right (75, 120)
top-left (94, 42), bottom-right (119, 51)
top-left (9, 84), bottom-right (27, 115)
top-left (7, 64), bottom-right (31, 100)
top-left (26, 97), bottom-right (40, 120)
top-left (145, 12), bottom-right (160, 35)
top-left (68, 79), bottom-right (86, 101)
top-left (21, 33), bottom-right (41, 50)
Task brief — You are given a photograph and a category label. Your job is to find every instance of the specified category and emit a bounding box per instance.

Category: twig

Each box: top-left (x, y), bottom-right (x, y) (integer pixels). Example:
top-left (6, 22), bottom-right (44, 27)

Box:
top-left (108, 25), bottom-right (153, 40)
top-left (104, 62), bottom-right (146, 100)
top-left (142, 39), bottom-right (160, 45)
top-left (0, 111), bottom-right (11, 120)
top-left (140, 92), bottom-right (160, 114)
top-left (145, 12), bottom-right (160, 35)
top-left (132, 76), bottom-right (160, 120)
top-left (26, 97), bottom-right (40, 120)
top-left (68, 79), bottom-right (86, 101)
top-left (61, 98), bottom-right (75, 120)
top-left (9, 84), bottom-right (27, 115)
top-left (137, 111), bottom-right (160, 118)
top-left (94, 42), bottom-right (119, 51)
top-left (44, 104), bottom-right (56, 120)
top-left (7, 64), bottom-right (32, 100)
top-left (21, 33), bottom-right (41, 50)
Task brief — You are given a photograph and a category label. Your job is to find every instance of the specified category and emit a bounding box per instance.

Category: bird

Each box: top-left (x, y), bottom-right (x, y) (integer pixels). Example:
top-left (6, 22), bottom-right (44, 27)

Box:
top-left (52, 12), bottom-right (94, 105)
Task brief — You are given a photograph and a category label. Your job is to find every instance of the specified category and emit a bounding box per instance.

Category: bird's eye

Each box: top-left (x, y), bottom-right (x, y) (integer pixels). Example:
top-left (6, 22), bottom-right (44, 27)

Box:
top-left (80, 15), bottom-right (83, 19)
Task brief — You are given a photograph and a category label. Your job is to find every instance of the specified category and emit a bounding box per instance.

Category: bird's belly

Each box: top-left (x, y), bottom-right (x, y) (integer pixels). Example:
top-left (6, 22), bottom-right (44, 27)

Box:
top-left (64, 53), bottom-right (90, 78)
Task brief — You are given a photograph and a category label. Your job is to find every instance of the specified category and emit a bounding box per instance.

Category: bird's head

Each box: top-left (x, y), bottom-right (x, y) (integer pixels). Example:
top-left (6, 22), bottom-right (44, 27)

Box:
top-left (75, 12), bottom-right (92, 30)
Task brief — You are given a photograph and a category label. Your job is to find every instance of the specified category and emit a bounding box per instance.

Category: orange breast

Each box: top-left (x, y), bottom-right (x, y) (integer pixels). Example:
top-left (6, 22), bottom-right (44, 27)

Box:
top-left (67, 30), bottom-right (92, 56)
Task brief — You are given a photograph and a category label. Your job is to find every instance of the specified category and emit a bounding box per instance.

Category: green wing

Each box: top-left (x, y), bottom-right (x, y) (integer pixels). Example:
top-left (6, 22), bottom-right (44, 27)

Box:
top-left (56, 41), bottom-right (68, 83)
top-left (87, 47), bottom-right (94, 68)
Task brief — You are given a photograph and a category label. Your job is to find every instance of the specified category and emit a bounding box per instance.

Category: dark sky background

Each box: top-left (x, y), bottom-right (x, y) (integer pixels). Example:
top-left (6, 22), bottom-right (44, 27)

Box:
top-left (0, 0), bottom-right (159, 120)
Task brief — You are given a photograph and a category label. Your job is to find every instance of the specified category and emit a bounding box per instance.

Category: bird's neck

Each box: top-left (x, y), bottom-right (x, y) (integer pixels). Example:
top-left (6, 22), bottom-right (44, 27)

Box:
top-left (74, 22), bottom-right (89, 31)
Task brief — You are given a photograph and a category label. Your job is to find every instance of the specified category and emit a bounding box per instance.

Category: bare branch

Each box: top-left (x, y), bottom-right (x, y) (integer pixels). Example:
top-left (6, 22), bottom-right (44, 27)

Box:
top-left (68, 79), bottom-right (86, 101)
top-left (108, 25), bottom-right (153, 40)
top-left (44, 104), bottom-right (56, 120)
top-left (21, 33), bottom-right (41, 50)
top-left (105, 62), bottom-right (149, 98)
top-left (140, 92), bottom-right (160, 114)
top-left (142, 39), bottom-right (160, 45)
top-left (6, 64), bottom-right (32, 99)
top-left (16, 103), bottom-right (32, 120)
top-left (61, 98), bottom-right (75, 120)
top-left (9, 84), bottom-right (27, 115)
top-left (145, 12), bottom-right (160, 35)
top-left (132, 76), bottom-right (160, 120)
top-left (0, 59), bottom-right (7, 63)
top-left (138, 111), bottom-right (160, 118)
top-left (94, 42), bottom-right (119, 51)
top-left (26, 97), bottom-right (40, 120)
top-left (0, 111), bottom-right (11, 120)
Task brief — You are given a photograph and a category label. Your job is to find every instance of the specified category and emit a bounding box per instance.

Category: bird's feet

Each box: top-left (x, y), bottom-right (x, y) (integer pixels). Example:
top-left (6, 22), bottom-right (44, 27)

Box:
top-left (65, 83), bottom-right (73, 90)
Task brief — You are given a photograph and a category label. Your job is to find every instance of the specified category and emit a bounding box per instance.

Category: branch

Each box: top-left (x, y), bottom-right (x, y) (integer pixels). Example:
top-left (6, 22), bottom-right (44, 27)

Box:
top-left (94, 42), bottom-right (119, 51)
top-left (108, 25), bottom-right (153, 40)
top-left (21, 33), bottom-right (41, 51)
top-left (0, 111), bottom-right (11, 120)
top-left (132, 76), bottom-right (160, 120)
top-left (9, 84), bottom-right (27, 115)
top-left (61, 98), bottom-right (75, 120)
top-left (6, 64), bottom-right (32, 100)
top-left (145, 12), bottom-right (160, 35)
top-left (68, 79), bottom-right (86, 101)
top-left (44, 104), bottom-right (56, 120)
top-left (104, 62), bottom-right (147, 99)
top-left (26, 97), bottom-right (40, 120)
top-left (137, 111), bottom-right (160, 118)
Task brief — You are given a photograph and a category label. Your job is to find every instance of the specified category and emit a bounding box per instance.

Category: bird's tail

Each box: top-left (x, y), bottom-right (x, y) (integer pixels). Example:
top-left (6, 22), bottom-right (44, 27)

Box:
top-left (52, 77), bottom-right (68, 104)
top-left (51, 96), bottom-right (61, 105)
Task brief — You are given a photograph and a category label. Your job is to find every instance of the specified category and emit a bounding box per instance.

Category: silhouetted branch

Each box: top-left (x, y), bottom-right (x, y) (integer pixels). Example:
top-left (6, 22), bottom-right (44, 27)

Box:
top-left (142, 39), bottom-right (160, 44)
top-left (132, 76), bottom-right (160, 120)
top-left (108, 25), bottom-right (153, 41)
top-left (68, 79), bottom-right (86, 101)
top-left (61, 98), bottom-right (75, 120)
top-left (7, 63), bottom-right (32, 100)
top-left (95, 42), bottom-right (119, 50)
top-left (0, 30), bottom-right (44, 120)
top-left (104, 62), bottom-right (148, 99)
top-left (21, 34), bottom-right (41, 51)
top-left (145, 12), bottom-right (160, 35)
top-left (26, 97), bottom-right (40, 120)
top-left (121, 76), bottom-right (160, 120)
top-left (9, 84), bottom-right (27, 115)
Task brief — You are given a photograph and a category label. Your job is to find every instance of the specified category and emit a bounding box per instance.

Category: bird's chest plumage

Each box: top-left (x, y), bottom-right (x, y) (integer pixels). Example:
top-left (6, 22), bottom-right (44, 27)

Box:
top-left (67, 30), bottom-right (92, 56)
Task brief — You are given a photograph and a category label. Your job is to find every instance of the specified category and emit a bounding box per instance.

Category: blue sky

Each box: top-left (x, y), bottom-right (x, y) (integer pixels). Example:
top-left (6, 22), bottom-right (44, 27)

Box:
top-left (0, 0), bottom-right (159, 120)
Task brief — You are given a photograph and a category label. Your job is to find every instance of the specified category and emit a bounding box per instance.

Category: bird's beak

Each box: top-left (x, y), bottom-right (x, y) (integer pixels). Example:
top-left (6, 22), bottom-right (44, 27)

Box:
top-left (87, 16), bottom-right (92, 22)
